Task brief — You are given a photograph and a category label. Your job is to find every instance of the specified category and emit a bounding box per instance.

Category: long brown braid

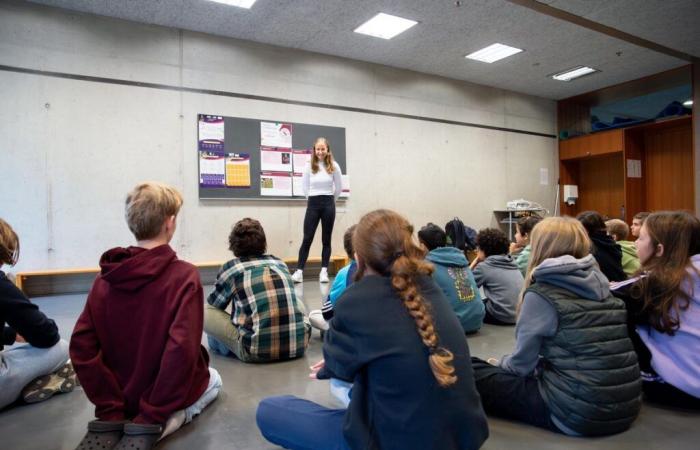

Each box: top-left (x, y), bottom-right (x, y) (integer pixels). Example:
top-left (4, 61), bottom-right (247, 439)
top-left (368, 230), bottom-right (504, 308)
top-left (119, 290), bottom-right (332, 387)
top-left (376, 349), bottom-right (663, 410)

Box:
top-left (354, 209), bottom-right (457, 387)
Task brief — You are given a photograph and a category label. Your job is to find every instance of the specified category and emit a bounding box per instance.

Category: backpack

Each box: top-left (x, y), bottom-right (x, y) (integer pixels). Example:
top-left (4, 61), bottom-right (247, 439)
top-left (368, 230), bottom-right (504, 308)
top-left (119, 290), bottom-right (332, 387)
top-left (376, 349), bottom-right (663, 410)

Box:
top-left (445, 218), bottom-right (477, 252)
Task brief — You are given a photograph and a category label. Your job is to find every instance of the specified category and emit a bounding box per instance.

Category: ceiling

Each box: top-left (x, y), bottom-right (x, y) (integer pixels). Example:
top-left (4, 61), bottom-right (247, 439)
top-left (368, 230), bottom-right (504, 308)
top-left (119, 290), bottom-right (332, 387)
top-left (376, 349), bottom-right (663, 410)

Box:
top-left (25, 0), bottom-right (700, 100)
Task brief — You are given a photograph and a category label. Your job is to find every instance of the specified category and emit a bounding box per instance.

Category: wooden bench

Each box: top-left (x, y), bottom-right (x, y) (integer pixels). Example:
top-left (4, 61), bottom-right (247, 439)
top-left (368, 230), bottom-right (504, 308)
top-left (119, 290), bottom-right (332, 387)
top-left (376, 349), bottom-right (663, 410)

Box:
top-left (13, 255), bottom-right (348, 297)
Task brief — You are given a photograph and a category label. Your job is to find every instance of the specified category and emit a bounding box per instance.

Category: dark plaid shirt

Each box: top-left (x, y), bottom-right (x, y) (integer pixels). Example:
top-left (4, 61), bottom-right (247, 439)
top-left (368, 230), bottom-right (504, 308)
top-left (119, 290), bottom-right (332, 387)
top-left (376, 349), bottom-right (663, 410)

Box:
top-left (207, 255), bottom-right (309, 360)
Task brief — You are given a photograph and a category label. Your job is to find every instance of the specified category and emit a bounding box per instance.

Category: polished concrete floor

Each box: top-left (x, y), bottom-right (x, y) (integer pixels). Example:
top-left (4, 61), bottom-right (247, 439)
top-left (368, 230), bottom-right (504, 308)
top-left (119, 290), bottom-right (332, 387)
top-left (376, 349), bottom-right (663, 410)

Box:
top-left (1, 280), bottom-right (698, 450)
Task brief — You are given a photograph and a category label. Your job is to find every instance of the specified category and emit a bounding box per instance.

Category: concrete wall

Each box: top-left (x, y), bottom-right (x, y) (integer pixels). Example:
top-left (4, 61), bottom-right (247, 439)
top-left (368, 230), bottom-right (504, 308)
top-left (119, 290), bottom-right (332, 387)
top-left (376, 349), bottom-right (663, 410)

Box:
top-left (0, 1), bottom-right (557, 272)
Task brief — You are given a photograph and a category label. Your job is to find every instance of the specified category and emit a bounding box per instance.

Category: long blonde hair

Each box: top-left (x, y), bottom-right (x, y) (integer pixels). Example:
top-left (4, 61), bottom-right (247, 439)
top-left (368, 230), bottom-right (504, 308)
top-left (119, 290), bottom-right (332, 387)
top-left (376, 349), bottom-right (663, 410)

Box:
top-left (310, 137), bottom-right (335, 175)
top-left (353, 209), bottom-right (457, 387)
top-left (520, 217), bottom-right (591, 309)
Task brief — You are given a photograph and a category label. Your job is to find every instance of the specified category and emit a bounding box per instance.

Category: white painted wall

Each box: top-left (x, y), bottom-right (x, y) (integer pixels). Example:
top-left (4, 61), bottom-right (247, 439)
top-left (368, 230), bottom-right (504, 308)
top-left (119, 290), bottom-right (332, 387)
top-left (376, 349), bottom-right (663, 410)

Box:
top-left (0, 2), bottom-right (557, 272)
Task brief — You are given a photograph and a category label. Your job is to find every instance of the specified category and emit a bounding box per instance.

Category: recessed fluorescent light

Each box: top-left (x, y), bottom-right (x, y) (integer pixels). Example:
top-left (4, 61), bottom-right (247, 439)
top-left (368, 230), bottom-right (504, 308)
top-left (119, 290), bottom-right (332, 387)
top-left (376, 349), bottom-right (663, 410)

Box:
top-left (465, 43), bottom-right (523, 63)
top-left (683, 99), bottom-right (693, 107)
top-left (207, 0), bottom-right (257, 9)
top-left (551, 66), bottom-right (599, 81)
top-left (354, 13), bottom-right (418, 40)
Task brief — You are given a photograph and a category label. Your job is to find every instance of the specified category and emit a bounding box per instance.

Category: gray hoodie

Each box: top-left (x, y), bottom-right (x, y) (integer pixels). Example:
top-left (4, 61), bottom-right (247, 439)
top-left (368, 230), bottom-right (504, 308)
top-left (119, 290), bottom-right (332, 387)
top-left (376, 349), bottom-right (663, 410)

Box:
top-left (500, 254), bottom-right (609, 376)
top-left (472, 254), bottom-right (524, 324)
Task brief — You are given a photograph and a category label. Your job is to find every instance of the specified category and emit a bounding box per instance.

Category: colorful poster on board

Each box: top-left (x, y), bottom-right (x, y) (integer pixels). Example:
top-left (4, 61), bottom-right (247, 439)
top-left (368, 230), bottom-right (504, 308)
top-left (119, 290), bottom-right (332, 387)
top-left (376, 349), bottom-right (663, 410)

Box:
top-left (199, 152), bottom-right (226, 187)
top-left (260, 122), bottom-right (292, 148)
top-left (292, 148), bottom-right (312, 172)
top-left (198, 115), bottom-right (225, 151)
top-left (260, 171), bottom-right (292, 197)
top-left (225, 153), bottom-right (251, 188)
top-left (292, 172), bottom-right (305, 197)
top-left (260, 147), bottom-right (292, 172)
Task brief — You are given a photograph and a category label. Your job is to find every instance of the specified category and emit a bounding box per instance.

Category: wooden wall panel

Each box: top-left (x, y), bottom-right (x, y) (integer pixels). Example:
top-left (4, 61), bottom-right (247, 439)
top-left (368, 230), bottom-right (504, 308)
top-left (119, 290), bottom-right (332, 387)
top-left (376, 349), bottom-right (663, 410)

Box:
top-left (644, 124), bottom-right (694, 212)
top-left (577, 154), bottom-right (625, 219)
top-left (560, 129), bottom-right (623, 160)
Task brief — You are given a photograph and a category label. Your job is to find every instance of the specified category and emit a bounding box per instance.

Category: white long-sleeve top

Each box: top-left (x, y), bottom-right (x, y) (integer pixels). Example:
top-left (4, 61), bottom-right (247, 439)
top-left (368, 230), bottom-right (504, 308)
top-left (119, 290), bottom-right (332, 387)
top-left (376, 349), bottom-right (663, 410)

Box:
top-left (302, 161), bottom-right (343, 199)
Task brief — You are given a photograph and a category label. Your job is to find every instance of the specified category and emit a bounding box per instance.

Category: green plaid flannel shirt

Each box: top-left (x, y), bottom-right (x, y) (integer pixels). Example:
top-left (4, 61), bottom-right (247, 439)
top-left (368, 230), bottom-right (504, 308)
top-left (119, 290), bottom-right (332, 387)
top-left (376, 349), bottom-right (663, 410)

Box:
top-left (207, 255), bottom-right (309, 360)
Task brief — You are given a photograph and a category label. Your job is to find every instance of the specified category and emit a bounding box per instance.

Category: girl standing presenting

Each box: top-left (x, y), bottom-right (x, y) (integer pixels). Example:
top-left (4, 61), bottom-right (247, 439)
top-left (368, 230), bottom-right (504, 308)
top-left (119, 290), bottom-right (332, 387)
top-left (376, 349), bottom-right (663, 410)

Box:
top-left (291, 137), bottom-right (342, 283)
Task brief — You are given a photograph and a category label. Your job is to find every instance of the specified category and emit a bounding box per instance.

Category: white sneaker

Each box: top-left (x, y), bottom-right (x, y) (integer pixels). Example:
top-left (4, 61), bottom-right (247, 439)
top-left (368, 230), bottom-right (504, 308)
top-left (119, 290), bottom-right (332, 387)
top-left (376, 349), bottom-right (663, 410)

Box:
top-left (319, 268), bottom-right (329, 283)
top-left (291, 270), bottom-right (304, 283)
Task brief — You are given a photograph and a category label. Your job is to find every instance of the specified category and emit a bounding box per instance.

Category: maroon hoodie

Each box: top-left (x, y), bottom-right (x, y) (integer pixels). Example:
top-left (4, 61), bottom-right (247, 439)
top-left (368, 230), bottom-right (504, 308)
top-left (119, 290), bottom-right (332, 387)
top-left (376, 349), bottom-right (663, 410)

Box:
top-left (70, 244), bottom-right (210, 425)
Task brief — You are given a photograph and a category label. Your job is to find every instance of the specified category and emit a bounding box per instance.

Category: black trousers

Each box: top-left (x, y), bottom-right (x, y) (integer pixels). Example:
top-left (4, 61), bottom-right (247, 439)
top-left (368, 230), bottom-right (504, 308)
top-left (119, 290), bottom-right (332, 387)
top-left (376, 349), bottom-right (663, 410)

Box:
top-left (297, 195), bottom-right (335, 270)
top-left (471, 357), bottom-right (559, 433)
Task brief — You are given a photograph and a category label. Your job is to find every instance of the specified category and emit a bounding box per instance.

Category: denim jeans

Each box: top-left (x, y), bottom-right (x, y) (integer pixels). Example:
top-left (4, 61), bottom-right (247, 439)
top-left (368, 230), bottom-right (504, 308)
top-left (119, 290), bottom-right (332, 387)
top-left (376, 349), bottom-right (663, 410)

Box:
top-left (0, 339), bottom-right (69, 409)
top-left (256, 395), bottom-right (349, 450)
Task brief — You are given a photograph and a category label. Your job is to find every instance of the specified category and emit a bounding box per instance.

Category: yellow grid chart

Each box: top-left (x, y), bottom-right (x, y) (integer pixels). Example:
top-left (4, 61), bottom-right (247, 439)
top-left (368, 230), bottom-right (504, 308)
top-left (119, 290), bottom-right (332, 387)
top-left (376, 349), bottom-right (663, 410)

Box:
top-left (226, 159), bottom-right (251, 187)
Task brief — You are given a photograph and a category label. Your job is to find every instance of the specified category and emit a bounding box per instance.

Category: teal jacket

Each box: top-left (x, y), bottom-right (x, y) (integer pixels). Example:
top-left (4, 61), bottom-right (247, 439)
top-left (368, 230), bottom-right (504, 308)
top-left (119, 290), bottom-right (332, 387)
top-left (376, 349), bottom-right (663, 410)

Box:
top-left (425, 247), bottom-right (484, 333)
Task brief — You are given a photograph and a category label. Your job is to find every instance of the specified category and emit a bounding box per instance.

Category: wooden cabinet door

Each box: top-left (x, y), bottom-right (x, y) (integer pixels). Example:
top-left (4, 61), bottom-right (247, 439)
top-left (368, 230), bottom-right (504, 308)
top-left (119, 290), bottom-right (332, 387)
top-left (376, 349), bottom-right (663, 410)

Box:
top-left (559, 129), bottom-right (623, 160)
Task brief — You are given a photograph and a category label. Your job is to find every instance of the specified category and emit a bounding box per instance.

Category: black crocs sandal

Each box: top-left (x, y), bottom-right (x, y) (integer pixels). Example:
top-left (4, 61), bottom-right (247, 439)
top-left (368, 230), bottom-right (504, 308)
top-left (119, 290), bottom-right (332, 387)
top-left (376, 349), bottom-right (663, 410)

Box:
top-left (22, 361), bottom-right (78, 403)
top-left (113, 423), bottom-right (163, 450)
top-left (75, 420), bottom-right (127, 450)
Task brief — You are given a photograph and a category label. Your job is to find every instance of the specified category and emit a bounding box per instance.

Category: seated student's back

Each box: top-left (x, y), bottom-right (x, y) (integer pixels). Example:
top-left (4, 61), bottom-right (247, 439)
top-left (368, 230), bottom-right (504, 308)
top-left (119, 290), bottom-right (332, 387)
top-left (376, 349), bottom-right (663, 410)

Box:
top-left (472, 228), bottom-right (523, 325)
top-left (256, 209), bottom-right (488, 450)
top-left (419, 223), bottom-right (484, 333)
top-left (577, 211), bottom-right (627, 282)
top-left (605, 218), bottom-right (640, 276)
top-left (71, 182), bottom-right (219, 449)
top-left (472, 217), bottom-right (641, 437)
top-left (205, 218), bottom-right (309, 362)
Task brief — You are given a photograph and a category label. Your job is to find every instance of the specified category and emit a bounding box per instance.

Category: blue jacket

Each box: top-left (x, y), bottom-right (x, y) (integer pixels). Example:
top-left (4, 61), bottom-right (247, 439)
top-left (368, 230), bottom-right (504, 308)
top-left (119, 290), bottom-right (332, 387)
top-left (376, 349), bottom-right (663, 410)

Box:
top-left (329, 260), bottom-right (357, 307)
top-left (426, 247), bottom-right (484, 333)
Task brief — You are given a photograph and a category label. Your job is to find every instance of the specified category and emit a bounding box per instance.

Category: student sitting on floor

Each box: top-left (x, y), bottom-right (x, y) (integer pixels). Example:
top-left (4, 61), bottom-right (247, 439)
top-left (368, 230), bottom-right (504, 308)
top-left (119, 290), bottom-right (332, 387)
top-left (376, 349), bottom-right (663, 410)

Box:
top-left (577, 211), bottom-right (627, 282)
top-left (605, 218), bottom-right (641, 276)
top-left (0, 218), bottom-right (76, 410)
top-left (472, 217), bottom-right (641, 436)
top-left (470, 228), bottom-right (523, 325)
top-left (630, 211), bottom-right (650, 239)
top-left (205, 217), bottom-right (310, 362)
top-left (615, 211), bottom-right (700, 409)
top-left (308, 225), bottom-right (357, 332)
top-left (510, 215), bottom-right (542, 276)
top-left (70, 182), bottom-right (221, 450)
top-left (256, 209), bottom-right (489, 450)
top-left (418, 223), bottom-right (484, 334)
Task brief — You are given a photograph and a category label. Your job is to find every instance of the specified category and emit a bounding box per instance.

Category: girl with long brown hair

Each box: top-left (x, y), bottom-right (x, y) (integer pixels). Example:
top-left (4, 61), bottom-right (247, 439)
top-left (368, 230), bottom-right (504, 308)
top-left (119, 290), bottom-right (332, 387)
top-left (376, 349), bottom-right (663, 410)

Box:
top-left (257, 209), bottom-right (488, 450)
top-left (473, 217), bottom-right (641, 436)
top-left (618, 211), bottom-right (700, 408)
top-left (291, 137), bottom-right (343, 283)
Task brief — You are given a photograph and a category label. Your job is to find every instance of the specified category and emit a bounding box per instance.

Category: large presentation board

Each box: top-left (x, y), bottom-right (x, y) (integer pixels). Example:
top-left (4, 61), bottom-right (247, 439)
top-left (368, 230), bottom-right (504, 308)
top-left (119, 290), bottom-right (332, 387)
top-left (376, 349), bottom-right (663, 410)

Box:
top-left (198, 114), bottom-right (348, 200)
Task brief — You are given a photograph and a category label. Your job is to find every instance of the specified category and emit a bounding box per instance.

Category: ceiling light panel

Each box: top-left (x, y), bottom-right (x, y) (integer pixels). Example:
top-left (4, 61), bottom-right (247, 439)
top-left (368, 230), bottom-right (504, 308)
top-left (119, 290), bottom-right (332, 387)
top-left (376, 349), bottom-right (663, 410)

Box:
top-left (354, 13), bottom-right (418, 40)
top-left (551, 66), bottom-right (599, 81)
top-left (207, 0), bottom-right (257, 9)
top-left (465, 43), bottom-right (523, 63)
